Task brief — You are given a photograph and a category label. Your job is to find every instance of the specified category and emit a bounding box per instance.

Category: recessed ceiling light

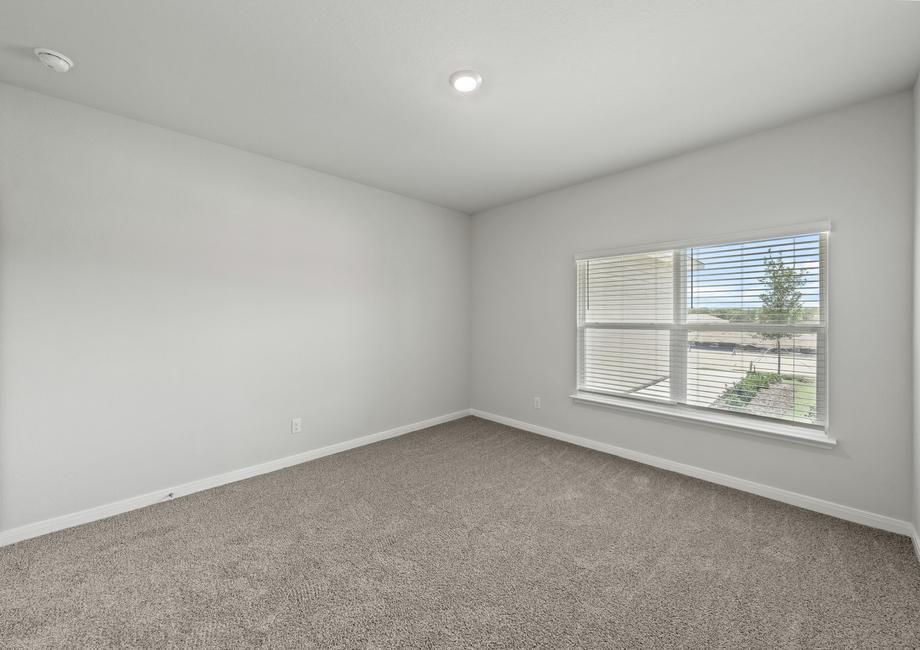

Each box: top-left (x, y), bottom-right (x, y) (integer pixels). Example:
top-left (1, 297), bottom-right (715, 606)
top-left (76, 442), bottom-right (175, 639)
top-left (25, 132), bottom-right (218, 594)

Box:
top-left (34, 48), bottom-right (74, 73)
top-left (449, 70), bottom-right (482, 94)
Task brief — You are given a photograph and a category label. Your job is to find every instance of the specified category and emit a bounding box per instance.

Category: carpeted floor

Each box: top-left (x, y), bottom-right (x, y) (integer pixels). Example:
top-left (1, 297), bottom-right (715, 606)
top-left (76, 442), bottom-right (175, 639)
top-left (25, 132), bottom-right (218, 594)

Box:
top-left (2, 416), bottom-right (919, 649)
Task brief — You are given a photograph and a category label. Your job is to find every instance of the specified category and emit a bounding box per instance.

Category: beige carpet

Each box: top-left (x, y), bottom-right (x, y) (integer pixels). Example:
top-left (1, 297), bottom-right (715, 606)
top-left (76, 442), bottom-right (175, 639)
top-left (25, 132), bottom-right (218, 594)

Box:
top-left (2, 416), bottom-right (919, 649)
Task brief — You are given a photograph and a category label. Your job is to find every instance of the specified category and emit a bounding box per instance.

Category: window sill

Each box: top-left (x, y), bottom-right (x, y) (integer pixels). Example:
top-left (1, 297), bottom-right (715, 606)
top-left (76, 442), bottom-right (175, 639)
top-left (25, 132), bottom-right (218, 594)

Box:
top-left (570, 391), bottom-right (836, 449)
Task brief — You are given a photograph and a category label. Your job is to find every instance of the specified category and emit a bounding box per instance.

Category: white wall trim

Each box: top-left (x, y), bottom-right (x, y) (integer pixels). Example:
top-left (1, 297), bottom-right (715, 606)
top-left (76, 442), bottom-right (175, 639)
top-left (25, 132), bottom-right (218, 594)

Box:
top-left (470, 409), bottom-right (914, 537)
top-left (570, 391), bottom-right (835, 448)
top-left (912, 526), bottom-right (920, 564)
top-left (0, 410), bottom-right (471, 548)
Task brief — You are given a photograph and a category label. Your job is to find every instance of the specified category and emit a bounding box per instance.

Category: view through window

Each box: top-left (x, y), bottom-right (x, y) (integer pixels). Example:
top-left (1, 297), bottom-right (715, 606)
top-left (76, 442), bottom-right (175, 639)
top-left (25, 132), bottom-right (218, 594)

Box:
top-left (576, 230), bottom-right (827, 429)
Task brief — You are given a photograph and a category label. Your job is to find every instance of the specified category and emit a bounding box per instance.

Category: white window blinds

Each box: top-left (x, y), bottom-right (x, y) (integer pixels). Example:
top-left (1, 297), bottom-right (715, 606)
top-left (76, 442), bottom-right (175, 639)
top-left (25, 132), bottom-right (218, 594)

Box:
top-left (576, 229), bottom-right (827, 429)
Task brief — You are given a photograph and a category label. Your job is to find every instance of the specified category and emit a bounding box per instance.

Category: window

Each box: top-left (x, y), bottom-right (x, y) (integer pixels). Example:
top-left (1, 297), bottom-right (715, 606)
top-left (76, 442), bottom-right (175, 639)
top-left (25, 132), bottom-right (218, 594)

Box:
top-left (575, 226), bottom-right (828, 438)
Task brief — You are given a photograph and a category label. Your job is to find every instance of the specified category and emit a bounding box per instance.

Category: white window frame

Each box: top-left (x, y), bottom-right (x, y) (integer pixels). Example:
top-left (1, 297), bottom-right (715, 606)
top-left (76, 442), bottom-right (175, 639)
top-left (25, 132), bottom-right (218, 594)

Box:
top-left (571, 222), bottom-right (834, 448)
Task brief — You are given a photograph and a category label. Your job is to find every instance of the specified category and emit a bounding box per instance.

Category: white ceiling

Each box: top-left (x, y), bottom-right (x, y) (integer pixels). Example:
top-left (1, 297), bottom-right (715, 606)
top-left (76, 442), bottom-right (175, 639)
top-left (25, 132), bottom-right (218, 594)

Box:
top-left (2, 1), bottom-right (920, 214)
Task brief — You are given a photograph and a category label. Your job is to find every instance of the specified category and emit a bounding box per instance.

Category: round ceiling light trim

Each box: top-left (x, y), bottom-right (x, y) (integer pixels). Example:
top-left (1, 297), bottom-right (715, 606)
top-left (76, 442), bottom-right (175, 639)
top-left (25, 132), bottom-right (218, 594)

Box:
top-left (34, 48), bottom-right (74, 73)
top-left (449, 70), bottom-right (482, 94)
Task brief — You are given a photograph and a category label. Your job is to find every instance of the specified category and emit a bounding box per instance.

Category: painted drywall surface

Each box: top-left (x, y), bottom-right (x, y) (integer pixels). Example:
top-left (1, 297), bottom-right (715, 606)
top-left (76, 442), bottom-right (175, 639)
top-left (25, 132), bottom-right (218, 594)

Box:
top-left (472, 92), bottom-right (914, 520)
top-left (0, 83), bottom-right (471, 532)
top-left (914, 76), bottom-right (920, 532)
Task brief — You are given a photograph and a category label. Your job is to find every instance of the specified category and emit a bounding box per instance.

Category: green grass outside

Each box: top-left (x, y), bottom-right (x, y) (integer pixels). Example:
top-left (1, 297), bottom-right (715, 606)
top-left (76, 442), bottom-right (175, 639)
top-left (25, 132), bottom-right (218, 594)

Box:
top-left (783, 376), bottom-right (816, 422)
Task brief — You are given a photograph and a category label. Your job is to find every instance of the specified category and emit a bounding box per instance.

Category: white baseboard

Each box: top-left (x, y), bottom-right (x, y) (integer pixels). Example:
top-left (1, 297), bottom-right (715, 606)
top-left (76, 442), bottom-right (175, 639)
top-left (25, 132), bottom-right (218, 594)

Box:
top-left (0, 410), bottom-right (470, 548)
top-left (912, 526), bottom-right (920, 564)
top-left (5, 408), bottom-right (915, 556)
top-left (470, 409), bottom-right (914, 538)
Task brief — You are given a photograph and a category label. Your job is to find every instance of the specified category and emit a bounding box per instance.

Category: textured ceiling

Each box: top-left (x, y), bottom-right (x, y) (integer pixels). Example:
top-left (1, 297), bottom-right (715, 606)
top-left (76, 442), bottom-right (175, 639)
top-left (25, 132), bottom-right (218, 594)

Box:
top-left (2, 1), bottom-right (920, 213)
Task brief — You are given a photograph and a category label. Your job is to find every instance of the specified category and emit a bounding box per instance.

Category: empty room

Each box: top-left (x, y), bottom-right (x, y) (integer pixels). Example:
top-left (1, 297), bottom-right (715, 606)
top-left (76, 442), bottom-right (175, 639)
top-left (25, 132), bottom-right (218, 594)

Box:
top-left (2, 1), bottom-right (920, 648)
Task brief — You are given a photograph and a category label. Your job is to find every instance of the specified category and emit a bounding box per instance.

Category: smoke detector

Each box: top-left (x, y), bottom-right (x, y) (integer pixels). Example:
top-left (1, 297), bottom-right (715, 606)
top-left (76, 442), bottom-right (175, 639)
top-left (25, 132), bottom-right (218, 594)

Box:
top-left (34, 48), bottom-right (74, 73)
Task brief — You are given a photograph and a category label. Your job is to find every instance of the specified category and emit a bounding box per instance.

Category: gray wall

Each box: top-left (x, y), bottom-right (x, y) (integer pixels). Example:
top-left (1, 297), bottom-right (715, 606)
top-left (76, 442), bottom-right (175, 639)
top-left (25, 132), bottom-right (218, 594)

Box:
top-left (471, 91), bottom-right (914, 521)
top-left (914, 76), bottom-right (920, 534)
top-left (0, 83), bottom-right (471, 532)
top-left (1, 81), bottom-right (914, 534)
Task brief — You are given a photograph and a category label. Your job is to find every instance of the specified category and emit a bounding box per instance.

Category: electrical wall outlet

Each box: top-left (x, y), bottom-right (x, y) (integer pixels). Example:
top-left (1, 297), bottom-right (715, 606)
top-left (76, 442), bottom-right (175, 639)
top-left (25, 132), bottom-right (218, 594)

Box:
top-left (291, 417), bottom-right (303, 434)
top-left (533, 397), bottom-right (541, 409)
